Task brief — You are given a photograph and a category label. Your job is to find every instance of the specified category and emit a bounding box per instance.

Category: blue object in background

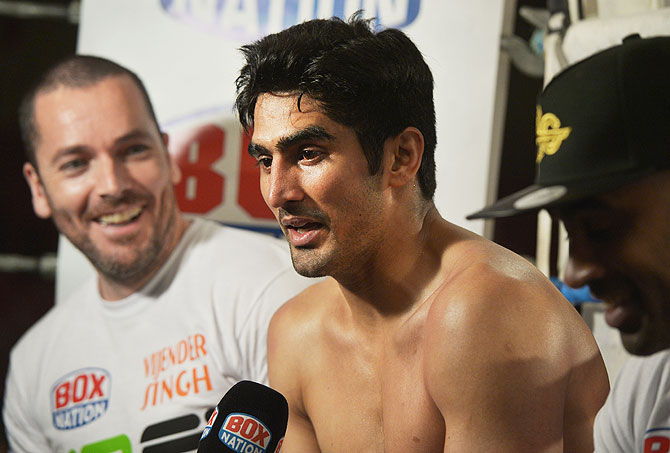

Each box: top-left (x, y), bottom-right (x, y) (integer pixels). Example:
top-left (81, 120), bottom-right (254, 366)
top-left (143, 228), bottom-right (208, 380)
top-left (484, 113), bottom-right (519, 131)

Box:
top-left (550, 277), bottom-right (600, 305)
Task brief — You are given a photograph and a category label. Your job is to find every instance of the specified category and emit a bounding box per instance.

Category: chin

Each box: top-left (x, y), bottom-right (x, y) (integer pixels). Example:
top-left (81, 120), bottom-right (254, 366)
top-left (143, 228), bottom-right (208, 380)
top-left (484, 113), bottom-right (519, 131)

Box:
top-left (292, 262), bottom-right (328, 279)
top-left (290, 258), bottom-right (328, 279)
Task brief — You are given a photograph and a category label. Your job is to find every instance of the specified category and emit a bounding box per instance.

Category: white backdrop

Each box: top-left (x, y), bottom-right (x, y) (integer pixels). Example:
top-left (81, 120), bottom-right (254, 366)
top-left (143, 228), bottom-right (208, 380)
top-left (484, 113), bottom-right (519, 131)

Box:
top-left (57, 0), bottom-right (507, 301)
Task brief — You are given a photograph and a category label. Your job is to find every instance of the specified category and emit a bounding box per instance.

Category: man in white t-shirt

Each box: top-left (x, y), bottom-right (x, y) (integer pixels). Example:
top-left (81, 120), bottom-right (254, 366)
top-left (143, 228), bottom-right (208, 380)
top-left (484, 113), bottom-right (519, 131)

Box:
top-left (3, 55), bottom-right (314, 452)
top-left (468, 35), bottom-right (670, 452)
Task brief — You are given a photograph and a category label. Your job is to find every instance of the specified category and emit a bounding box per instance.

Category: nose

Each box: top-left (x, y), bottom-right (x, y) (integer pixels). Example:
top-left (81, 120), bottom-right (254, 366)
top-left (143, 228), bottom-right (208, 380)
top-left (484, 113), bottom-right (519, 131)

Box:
top-left (563, 243), bottom-right (606, 290)
top-left (95, 155), bottom-right (131, 199)
top-left (264, 158), bottom-right (304, 209)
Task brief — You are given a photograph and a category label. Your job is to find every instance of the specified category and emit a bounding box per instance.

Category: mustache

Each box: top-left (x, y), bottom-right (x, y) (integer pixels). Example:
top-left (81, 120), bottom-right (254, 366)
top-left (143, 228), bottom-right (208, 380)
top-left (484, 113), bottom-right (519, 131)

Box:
top-left (278, 205), bottom-right (328, 224)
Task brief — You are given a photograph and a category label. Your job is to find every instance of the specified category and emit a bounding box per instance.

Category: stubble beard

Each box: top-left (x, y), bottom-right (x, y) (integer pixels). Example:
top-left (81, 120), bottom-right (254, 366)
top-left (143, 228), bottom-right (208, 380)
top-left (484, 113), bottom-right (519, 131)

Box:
top-left (51, 189), bottom-right (180, 288)
top-left (79, 230), bottom-right (166, 285)
top-left (289, 245), bottom-right (330, 278)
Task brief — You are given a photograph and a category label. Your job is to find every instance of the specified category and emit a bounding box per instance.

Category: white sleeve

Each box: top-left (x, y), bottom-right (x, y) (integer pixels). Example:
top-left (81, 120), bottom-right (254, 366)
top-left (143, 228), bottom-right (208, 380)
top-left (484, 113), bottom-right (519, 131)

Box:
top-left (594, 352), bottom-right (670, 453)
top-left (236, 268), bottom-right (315, 385)
top-left (594, 383), bottom-right (634, 453)
top-left (3, 354), bottom-right (51, 453)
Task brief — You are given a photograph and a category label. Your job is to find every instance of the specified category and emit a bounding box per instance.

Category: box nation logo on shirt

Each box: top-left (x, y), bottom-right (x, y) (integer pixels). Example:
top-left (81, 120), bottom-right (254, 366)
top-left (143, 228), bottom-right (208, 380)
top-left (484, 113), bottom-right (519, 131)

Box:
top-left (50, 368), bottom-right (111, 430)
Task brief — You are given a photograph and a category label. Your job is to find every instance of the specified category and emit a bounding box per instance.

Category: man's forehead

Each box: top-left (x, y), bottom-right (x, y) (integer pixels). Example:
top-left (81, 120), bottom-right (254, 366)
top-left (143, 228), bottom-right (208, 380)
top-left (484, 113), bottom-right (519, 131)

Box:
top-left (252, 93), bottom-right (341, 143)
top-left (255, 92), bottom-right (321, 120)
top-left (33, 77), bottom-right (159, 157)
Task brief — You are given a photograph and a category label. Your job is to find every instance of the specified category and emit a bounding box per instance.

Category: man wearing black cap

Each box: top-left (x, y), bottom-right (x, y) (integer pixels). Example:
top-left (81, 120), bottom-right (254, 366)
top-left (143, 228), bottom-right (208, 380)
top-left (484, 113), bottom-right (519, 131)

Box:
top-left (468, 35), bottom-right (670, 451)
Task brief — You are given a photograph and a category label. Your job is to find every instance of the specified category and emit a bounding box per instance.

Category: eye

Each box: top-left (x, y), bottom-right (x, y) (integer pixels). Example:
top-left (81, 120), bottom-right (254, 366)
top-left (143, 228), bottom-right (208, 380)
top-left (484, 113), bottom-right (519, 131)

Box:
top-left (59, 157), bottom-right (88, 174)
top-left (124, 144), bottom-right (150, 158)
top-left (299, 148), bottom-right (322, 163)
top-left (255, 156), bottom-right (272, 169)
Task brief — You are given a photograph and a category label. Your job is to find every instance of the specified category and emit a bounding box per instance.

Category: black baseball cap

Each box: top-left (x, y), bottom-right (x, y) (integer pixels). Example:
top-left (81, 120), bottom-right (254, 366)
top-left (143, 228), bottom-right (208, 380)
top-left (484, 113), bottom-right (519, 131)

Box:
top-left (467, 34), bottom-right (670, 220)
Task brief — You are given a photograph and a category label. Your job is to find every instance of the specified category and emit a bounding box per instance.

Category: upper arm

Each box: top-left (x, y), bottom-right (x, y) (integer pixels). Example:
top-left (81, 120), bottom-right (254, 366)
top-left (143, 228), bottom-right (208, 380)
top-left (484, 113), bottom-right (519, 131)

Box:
top-left (424, 278), bottom-right (569, 452)
top-left (267, 299), bottom-right (322, 452)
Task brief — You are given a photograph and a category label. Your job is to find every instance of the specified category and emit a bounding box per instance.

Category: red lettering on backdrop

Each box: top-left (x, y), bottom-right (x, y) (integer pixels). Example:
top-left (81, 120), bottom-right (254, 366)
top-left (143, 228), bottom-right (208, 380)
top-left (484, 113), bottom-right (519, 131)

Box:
top-left (238, 131), bottom-right (274, 219)
top-left (172, 124), bottom-right (225, 214)
top-left (171, 123), bottom-right (273, 220)
top-left (646, 436), bottom-right (670, 453)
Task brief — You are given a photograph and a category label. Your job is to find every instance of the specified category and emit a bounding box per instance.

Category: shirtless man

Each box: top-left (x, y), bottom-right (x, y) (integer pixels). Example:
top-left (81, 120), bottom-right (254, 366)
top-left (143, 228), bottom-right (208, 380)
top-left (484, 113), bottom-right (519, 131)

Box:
top-left (235, 15), bottom-right (609, 452)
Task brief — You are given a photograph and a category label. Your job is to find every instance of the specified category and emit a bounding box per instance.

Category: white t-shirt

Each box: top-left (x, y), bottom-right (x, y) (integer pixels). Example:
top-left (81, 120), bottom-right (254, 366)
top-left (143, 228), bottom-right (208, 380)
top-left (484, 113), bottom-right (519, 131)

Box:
top-left (595, 349), bottom-right (670, 453)
top-left (3, 218), bottom-right (314, 453)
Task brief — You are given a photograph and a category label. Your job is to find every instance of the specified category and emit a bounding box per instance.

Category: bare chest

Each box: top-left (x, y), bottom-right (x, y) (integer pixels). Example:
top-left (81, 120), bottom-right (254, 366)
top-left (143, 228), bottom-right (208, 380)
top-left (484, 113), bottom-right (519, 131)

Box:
top-left (302, 333), bottom-right (445, 453)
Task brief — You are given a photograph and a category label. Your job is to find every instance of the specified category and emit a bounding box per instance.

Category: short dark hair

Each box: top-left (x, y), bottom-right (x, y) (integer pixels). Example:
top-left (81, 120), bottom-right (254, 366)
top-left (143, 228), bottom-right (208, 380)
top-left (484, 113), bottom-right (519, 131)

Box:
top-left (19, 55), bottom-right (160, 167)
top-left (235, 13), bottom-right (437, 199)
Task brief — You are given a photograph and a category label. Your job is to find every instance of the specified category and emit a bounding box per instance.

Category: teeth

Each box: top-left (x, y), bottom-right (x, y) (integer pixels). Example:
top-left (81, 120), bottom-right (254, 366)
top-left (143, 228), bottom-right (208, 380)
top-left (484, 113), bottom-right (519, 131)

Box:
top-left (98, 207), bottom-right (142, 225)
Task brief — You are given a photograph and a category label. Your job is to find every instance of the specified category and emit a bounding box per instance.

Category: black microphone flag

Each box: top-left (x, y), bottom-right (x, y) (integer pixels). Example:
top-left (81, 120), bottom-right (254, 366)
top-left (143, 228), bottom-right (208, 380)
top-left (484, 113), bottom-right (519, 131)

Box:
top-left (197, 380), bottom-right (288, 453)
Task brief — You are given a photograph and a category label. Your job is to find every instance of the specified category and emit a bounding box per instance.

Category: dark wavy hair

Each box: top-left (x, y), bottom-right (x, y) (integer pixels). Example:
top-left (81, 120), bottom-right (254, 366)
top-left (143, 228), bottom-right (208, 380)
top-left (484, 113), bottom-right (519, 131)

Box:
top-left (19, 55), bottom-right (160, 168)
top-left (235, 13), bottom-right (437, 199)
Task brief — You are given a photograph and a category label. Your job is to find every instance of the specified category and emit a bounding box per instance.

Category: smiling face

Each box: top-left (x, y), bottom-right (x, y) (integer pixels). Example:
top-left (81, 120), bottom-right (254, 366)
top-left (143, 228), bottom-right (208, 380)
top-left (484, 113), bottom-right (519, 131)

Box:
top-left (249, 93), bottom-right (387, 281)
top-left (24, 75), bottom-right (184, 299)
top-left (554, 169), bottom-right (670, 355)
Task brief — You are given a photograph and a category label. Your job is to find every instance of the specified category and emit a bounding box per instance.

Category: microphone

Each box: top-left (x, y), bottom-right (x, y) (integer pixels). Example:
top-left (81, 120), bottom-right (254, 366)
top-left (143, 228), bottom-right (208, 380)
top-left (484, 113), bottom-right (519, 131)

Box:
top-left (197, 380), bottom-right (288, 453)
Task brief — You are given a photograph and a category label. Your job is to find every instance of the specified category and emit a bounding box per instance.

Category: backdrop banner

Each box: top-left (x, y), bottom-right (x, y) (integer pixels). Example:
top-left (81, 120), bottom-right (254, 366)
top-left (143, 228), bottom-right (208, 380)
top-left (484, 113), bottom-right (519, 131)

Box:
top-left (57, 0), bottom-right (505, 301)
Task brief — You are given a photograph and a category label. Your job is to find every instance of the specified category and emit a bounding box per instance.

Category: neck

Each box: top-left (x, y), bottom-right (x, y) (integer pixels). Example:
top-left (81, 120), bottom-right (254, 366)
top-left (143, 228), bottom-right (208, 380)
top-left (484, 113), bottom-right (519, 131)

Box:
top-left (336, 204), bottom-right (447, 321)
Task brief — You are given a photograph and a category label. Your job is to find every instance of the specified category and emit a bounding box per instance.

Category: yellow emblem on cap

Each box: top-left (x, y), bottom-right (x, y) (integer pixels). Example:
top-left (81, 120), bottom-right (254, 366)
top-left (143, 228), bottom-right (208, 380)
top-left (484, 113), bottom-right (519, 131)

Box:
top-left (535, 106), bottom-right (571, 163)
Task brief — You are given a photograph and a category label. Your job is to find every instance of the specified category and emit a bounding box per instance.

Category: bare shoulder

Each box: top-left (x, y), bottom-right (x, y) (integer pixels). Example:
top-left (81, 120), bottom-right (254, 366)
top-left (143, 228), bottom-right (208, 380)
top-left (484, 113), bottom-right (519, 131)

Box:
top-left (430, 235), bottom-right (590, 347)
top-left (421, 233), bottom-right (608, 450)
top-left (267, 277), bottom-right (343, 423)
top-left (424, 232), bottom-right (605, 393)
top-left (267, 276), bottom-right (342, 375)
top-left (269, 276), bottom-right (340, 337)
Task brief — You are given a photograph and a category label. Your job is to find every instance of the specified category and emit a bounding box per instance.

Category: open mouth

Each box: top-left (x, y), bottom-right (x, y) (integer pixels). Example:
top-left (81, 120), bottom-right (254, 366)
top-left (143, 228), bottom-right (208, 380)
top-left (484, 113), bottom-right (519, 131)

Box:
top-left (285, 222), bottom-right (321, 234)
top-left (96, 206), bottom-right (143, 226)
top-left (283, 220), bottom-right (324, 247)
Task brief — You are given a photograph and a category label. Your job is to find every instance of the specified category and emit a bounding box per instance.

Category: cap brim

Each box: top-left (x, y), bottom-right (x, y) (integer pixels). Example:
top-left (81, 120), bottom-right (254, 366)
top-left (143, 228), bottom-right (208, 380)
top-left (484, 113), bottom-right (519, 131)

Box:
top-left (466, 184), bottom-right (555, 219)
top-left (466, 169), bottom-right (655, 220)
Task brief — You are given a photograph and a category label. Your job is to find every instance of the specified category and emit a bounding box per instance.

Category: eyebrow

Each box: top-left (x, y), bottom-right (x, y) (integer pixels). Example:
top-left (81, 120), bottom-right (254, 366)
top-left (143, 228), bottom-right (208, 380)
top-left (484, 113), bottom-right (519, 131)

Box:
top-left (114, 129), bottom-right (155, 145)
top-left (50, 145), bottom-right (90, 167)
top-left (247, 125), bottom-right (334, 158)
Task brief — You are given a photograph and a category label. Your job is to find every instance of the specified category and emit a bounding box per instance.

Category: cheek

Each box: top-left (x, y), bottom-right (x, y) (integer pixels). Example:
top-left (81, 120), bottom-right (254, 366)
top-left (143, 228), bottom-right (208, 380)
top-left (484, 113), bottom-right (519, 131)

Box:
top-left (308, 165), bottom-right (353, 198)
top-left (44, 177), bottom-right (92, 214)
top-left (258, 172), bottom-right (276, 215)
top-left (130, 163), bottom-right (171, 195)
top-left (259, 172), bottom-right (270, 200)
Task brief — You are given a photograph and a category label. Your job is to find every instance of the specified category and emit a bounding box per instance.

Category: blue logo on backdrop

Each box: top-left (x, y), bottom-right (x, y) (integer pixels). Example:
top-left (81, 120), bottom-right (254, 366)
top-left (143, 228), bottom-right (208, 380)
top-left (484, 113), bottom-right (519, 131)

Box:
top-left (160, 0), bottom-right (421, 41)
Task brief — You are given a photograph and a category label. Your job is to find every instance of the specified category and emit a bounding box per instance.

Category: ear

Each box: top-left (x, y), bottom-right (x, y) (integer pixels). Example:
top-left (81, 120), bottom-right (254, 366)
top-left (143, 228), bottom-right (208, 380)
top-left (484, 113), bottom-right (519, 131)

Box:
top-left (162, 132), bottom-right (182, 185)
top-left (386, 127), bottom-right (424, 189)
top-left (23, 162), bottom-right (52, 219)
